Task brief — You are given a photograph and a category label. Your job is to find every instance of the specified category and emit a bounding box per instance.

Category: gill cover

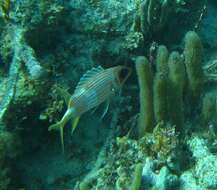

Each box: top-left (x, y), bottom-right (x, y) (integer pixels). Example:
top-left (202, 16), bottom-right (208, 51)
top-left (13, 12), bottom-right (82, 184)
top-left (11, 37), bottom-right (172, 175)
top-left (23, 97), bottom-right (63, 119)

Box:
top-left (115, 66), bottom-right (132, 86)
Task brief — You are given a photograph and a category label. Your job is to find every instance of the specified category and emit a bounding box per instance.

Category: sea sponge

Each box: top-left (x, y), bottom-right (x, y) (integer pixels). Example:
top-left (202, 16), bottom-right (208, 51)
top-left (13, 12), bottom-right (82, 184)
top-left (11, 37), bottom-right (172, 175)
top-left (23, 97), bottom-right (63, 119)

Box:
top-left (139, 0), bottom-right (174, 35)
top-left (201, 92), bottom-right (217, 125)
top-left (135, 56), bottom-right (154, 136)
top-left (79, 181), bottom-right (90, 190)
top-left (184, 31), bottom-right (203, 99)
top-left (139, 0), bottom-right (149, 35)
top-left (147, 0), bottom-right (170, 32)
top-left (155, 45), bottom-right (169, 74)
top-left (129, 163), bottom-right (143, 190)
top-left (153, 45), bottom-right (169, 123)
top-left (153, 73), bottom-right (168, 124)
top-left (168, 51), bottom-right (186, 130)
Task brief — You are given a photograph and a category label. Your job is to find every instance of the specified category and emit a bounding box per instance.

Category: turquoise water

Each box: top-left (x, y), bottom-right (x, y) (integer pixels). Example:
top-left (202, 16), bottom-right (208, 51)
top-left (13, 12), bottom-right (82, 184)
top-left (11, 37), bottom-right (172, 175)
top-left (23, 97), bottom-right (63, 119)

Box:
top-left (0, 0), bottom-right (216, 189)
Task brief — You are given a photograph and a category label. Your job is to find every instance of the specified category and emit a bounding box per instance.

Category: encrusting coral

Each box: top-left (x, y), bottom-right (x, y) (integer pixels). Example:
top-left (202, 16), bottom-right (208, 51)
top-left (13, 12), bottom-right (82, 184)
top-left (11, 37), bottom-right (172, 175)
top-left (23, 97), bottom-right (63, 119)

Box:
top-left (141, 122), bottom-right (179, 165)
top-left (0, 26), bottom-right (24, 121)
top-left (0, 24), bottom-right (46, 122)
top-left (142, 157), bottom-right (179, 190)
top-left (180, 136), bottom-right (217, 189)
top-left (39, 86), bottom-right (65, 123)
top-left (75, 122), bottom-right (179, 190)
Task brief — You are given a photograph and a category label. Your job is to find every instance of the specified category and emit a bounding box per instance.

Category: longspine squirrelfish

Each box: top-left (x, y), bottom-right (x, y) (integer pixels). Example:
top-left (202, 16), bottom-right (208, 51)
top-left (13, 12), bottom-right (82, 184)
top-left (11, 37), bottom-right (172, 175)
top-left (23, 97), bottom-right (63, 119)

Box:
top-left (48, 65), bottom-right (131, 153)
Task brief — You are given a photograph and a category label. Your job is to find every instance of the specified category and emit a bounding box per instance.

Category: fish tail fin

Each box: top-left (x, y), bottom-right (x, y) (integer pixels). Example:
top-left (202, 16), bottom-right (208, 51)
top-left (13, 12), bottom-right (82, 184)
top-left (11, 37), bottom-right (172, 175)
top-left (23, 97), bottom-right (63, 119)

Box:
top-left (48, 121), bottom-right (65, 153)
top-left (71, 116), bottom-right (80, 136)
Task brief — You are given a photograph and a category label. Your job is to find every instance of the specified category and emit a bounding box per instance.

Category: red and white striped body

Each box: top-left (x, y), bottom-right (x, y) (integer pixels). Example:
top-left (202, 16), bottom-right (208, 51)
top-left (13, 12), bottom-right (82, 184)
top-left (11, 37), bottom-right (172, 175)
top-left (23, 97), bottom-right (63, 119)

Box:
top-left (68, 67), bottom-right (122, 117)
top-left (48, 65), bottom-right (131, 152)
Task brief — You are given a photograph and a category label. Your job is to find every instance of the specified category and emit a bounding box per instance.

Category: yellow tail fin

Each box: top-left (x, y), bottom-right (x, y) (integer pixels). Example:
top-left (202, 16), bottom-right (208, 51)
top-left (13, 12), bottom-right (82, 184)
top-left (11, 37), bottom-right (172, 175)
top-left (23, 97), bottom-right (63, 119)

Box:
top-left (71, 116), bottom-right (80, 135)
top-left (48, 121), bottom-right (65, 153)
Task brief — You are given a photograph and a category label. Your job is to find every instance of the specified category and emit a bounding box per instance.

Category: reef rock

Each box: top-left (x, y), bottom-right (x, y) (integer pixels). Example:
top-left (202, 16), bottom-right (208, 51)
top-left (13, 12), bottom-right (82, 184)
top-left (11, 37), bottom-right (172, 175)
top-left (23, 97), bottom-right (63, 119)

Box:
top-left (180, 136), bottom-right (217, 189)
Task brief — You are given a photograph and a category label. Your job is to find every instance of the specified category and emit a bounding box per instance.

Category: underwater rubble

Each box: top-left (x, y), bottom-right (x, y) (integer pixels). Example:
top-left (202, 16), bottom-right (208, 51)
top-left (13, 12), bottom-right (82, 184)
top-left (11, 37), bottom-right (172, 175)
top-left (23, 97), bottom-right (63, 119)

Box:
top-left (0, 0), bottom-right (217, 190)
top-left (180, 136), bottom-right (217, 189)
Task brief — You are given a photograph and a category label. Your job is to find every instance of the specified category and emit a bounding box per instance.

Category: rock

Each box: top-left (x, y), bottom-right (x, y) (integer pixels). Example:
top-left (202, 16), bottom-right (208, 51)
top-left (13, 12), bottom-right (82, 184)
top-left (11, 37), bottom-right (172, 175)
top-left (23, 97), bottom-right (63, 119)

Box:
top-left (142, 157), bottom-right (179, 190)
top-left (183, 136), bottom-right (217, 189)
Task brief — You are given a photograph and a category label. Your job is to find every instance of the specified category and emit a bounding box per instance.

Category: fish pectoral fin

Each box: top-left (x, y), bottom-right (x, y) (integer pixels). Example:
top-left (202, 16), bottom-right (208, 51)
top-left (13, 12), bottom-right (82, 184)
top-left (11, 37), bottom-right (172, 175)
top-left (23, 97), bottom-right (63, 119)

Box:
top-left (91, 106), bottom-right (99, 114)
top-left (100, 101), bottom-right (109, 120)
top-left (48, 121), bottom-right (65, 154)
top-left (55, 85), bottom-right (71, 105)
top-left (71, 116), bottom-right (80, 135)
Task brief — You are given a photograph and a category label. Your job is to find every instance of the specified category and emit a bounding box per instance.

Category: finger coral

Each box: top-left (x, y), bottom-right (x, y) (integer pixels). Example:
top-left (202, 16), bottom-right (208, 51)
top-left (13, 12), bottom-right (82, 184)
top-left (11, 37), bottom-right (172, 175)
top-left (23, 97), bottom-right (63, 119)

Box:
top-left (153, 45), bottom-right (169, 124)
top-left (201, 92), bottom-right (217, 125)
top-left (184, 31), bottom-right (204, 100)
top-left (136, 31), bottom-right (203, 136)
top-left (168, 51), bottom-right (186, 131)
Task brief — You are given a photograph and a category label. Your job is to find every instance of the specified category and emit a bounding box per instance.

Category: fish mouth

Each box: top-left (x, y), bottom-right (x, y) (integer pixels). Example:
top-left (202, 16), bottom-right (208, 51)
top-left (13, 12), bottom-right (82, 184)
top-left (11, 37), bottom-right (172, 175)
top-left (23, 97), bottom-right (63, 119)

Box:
top-left (118, 67), bottom-right (132, 86)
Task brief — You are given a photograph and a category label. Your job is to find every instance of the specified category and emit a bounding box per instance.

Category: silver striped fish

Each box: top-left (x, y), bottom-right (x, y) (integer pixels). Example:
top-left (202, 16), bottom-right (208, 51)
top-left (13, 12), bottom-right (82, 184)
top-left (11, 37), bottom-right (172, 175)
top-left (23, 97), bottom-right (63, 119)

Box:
top-left (48, 65), bottom-right (131, 152)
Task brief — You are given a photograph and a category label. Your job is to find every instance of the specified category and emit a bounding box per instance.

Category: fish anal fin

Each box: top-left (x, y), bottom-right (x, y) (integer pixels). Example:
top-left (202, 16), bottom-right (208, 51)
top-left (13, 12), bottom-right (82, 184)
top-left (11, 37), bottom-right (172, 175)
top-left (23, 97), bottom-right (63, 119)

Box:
top-left (71, 116), bottom-right (80, 135)
top-left (60, 126), bottom-right (64, 154)
top-left (48, 121), bottom-right (65, 153)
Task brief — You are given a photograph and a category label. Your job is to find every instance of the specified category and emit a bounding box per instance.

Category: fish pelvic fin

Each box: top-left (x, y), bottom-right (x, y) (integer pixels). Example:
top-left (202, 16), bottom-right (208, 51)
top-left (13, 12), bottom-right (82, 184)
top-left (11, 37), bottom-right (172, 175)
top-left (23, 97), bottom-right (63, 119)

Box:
top-left (48, 108), bottom-right (75, 153)
top-left (48, 121), bottom-right (65, 154)
top-left (71, 116), bottom-right (80, 136)
top-left (100, 100), bottom-right (109, 120)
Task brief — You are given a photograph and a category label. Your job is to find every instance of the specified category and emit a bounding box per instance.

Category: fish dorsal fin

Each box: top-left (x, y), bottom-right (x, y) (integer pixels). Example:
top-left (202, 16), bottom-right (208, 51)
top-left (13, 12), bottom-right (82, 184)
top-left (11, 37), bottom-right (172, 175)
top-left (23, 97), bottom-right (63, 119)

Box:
top-left (74, 66), bottom-right (104, 93)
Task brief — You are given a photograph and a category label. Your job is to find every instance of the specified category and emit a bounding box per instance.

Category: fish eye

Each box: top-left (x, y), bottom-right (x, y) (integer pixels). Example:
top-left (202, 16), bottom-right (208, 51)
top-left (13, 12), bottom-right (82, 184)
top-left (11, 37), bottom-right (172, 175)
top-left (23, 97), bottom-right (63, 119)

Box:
top-left (119, 68), bottom-right (129, 80)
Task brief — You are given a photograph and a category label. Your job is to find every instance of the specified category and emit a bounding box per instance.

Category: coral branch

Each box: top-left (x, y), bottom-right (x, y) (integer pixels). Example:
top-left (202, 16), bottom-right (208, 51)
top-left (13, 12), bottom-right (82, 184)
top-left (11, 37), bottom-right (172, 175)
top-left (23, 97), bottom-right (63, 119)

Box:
top-left (0, 24), bottom-right (45, 121)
